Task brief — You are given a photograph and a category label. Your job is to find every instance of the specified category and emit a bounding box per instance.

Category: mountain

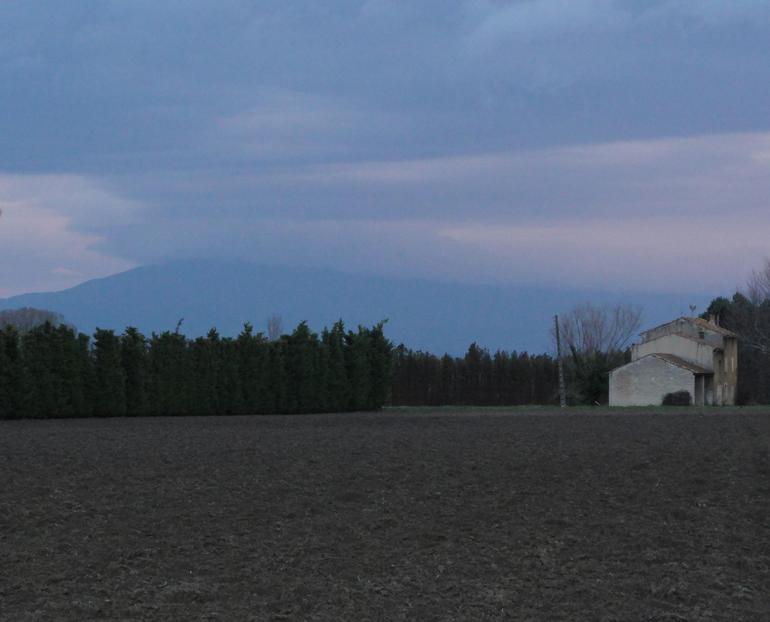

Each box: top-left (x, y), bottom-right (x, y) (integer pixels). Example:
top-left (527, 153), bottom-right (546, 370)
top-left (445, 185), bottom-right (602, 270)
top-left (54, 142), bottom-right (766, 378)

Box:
top-left (0, 260), bottom-right (712, 355)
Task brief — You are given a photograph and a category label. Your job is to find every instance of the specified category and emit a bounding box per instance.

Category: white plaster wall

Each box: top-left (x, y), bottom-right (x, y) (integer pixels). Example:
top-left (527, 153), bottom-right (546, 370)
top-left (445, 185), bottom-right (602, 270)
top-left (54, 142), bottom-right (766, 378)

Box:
top-left (609, 356), bottom-right (695, 407)
top-left (633, 334), bottom-right (714, 371)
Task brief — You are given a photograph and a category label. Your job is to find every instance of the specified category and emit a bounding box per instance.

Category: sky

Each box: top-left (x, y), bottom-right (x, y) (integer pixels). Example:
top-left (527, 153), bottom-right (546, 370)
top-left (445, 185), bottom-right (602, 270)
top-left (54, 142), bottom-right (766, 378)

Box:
top-left (1, 0), bottom-right (769, 298)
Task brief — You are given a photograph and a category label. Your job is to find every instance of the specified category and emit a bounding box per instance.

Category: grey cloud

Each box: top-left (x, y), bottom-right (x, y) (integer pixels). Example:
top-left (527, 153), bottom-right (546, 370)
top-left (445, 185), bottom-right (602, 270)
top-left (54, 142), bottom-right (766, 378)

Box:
top-left (99, 131), bottom-right (770, 224)
top-left (468, 0), bottom-right (631, 45)
top-left (3, 1), bottom-right (769, 173)
top-left (66, 131), bottom-right (769, 299)
top-left (2, 2), bottom-right (770, 296)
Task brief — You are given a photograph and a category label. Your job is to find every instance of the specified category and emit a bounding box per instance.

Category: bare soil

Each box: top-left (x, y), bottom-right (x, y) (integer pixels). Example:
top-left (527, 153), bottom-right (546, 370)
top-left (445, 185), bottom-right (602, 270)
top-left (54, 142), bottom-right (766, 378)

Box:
top-left (1, 409), bottom-right (769, 621)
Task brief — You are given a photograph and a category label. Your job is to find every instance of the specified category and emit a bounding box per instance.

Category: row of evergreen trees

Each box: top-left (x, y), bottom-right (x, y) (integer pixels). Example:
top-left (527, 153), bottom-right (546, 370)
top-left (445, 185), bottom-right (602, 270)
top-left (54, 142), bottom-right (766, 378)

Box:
top-left (0, 321), bottom-right (392, 419)
top-left (390, 343), bottom-right (559, 406)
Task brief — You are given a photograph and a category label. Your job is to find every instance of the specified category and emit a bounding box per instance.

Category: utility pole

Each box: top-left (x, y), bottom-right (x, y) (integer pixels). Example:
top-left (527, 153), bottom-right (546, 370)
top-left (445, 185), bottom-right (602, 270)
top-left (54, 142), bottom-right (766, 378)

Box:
top-left (554, 315), bottom-right (567, 408)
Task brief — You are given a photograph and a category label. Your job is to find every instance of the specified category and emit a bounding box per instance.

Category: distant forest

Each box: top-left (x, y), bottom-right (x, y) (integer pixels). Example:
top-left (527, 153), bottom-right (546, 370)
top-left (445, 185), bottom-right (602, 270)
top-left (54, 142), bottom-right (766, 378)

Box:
top-left (390, 344), bottom-right (559, 406)
top-left (0, 317), bottom-right (392, 419)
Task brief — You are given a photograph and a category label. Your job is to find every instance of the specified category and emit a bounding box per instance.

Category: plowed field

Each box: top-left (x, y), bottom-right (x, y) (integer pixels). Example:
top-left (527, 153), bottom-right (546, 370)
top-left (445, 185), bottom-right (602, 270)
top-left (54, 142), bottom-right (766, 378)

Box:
top-left (2, 409), bottom-right (769, 621)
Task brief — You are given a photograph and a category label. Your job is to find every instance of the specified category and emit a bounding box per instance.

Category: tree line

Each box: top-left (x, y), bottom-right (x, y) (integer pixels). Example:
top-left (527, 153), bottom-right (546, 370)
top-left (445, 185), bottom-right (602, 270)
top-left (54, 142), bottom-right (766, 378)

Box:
top-left (390, 343), bottom-right (559, 406)
top-left (389, 302), bottom-right (641, 407)
top-left (5, 253), bottom-right (770, 418)
top-left (0, 320), bottom-right (392, 419)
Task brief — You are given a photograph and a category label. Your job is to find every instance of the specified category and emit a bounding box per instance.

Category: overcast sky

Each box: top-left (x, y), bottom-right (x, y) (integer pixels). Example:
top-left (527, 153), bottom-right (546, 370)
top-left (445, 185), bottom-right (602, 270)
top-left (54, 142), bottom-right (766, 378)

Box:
top-left (1, 1), bottom-right (769, 297)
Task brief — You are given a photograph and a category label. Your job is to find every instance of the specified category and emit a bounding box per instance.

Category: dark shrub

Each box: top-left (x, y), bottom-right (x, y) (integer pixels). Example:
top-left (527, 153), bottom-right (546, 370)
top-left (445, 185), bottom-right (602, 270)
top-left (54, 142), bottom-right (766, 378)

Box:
top-left (662, 391), bottom-right (692, 406)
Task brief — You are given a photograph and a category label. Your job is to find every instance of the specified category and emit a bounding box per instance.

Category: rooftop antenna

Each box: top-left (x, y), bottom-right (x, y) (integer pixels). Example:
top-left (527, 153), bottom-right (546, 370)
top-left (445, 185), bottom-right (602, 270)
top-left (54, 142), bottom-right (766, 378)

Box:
top-left (688, 304), bottom-right (697, 316)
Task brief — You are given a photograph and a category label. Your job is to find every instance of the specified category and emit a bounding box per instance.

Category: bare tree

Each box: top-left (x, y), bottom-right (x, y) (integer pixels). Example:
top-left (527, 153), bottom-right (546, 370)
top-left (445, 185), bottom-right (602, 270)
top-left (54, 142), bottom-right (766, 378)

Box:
top-left (555, 302), bottom-right (643, 355)
top-left (267, 313), bottom-right (283, 341)
top-left (746, 258), bottom-right (770, 304)
top-left (551, 302), bottom-right (643, 405)
top-left (0, 307), bottom-right (73, 333)
top-left (730, 259), bottom-right (770, 354)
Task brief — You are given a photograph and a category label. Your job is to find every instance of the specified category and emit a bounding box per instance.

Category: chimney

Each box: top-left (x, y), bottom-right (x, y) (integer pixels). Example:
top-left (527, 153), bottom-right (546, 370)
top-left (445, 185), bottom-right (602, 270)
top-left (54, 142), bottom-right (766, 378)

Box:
top-left (709, 314), bottom-right (718, 326)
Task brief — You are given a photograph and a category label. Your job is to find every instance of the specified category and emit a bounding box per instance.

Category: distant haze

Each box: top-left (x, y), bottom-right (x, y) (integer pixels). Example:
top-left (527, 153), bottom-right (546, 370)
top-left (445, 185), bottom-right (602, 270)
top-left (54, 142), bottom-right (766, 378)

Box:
top-left (0, 260), bottom-right (712, 355)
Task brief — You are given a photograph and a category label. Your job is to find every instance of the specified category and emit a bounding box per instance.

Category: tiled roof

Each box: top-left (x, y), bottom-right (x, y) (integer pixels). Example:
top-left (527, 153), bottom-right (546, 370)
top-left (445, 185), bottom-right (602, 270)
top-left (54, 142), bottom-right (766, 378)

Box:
top-left (639, 316), bottom-right (737, 339)
top-left (651, 353), bottom-right (711, 375)
top-left (690, 317), bottom-right (737, 338)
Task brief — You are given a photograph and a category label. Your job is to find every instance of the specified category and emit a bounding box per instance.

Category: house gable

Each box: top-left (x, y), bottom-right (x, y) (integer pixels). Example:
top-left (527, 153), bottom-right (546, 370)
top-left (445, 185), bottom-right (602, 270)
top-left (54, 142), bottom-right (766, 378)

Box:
top-left (609, 354), bottom-right (696, 407)
top-left (632, 333), bottom-right (716, 372)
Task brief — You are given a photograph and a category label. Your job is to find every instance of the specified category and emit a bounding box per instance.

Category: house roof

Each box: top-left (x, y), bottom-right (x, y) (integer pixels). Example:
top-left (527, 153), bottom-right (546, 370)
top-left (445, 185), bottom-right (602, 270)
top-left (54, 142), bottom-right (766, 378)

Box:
top-left (650, 353), bottom-right (711, 375)
top-left (690, 317), bottom-right (737, 338)
top-left (639, 316), bottom-right (737, 339)
top-left (640, 330), bottom-right (715, 348)
top-left (610, 353), bottom-right (712, 376)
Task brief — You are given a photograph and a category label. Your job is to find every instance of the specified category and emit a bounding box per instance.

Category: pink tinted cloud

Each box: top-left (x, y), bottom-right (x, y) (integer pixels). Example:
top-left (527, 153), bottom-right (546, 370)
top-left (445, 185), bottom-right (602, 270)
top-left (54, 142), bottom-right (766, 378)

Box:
top-left (4, 132), bottom-right (769, 299)
top-left (0, 175), bottom-right (137, 296)
top-left (437, 217), bottom-right (769, 294)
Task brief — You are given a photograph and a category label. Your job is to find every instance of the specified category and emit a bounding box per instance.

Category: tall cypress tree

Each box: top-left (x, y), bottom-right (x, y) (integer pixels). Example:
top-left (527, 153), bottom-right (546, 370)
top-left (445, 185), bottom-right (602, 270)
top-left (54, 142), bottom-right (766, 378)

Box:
top-left (462, 343), bottom-right (484, 405)
top-left (190, 329), bottom-right (221, 415)
top-left (92, 329), bottom-right (127, 416)
top-left (22, 323), bottom-right (59, 418)
top-left (345, 327), bottom-right (372, 411)
top-left (287, 321), bottom-right (320, 413)
top-left (237, 323), bottom-right (270, 414)
top-left (268, 339), bottom-right (289, 414)
top-left (121, 327), bottom-right (149, 416)
top-left (322, 321), bottom-right (351, 412)
top-left (17, 323), bottom-right (85, 417)
top-left (149, 331), bottom-right (191, 415)
top-left (0, 328), bottom-right (19, 418)
top-left (438, 353), bottom-right (455, 405)
top-left (490, 350), bottom-right (505, 405)
top-left (219, 337), bottom-right (244, 415)
top-left (366, 321), bottom-right (393, 410)
top-left (68, 330), bottom-right (92, 417)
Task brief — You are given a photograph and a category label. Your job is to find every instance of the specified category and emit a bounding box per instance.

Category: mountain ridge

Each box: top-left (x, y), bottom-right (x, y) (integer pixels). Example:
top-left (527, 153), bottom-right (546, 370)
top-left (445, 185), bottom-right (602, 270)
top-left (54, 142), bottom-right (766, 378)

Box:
top-left (0, 260), bottom-right (712, 355)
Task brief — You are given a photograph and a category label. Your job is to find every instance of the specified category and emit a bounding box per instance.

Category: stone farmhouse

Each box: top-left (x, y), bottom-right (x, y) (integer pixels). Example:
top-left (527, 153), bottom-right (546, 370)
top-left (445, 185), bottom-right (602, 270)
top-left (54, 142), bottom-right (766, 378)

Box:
top-left (609, 316), bottom-right (738, 407)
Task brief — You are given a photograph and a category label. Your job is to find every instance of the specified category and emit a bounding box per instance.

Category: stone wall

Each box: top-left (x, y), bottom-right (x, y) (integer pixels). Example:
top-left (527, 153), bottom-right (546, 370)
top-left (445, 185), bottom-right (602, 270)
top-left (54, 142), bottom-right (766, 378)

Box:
top-left (609, 355), bottom-right (695, 407)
